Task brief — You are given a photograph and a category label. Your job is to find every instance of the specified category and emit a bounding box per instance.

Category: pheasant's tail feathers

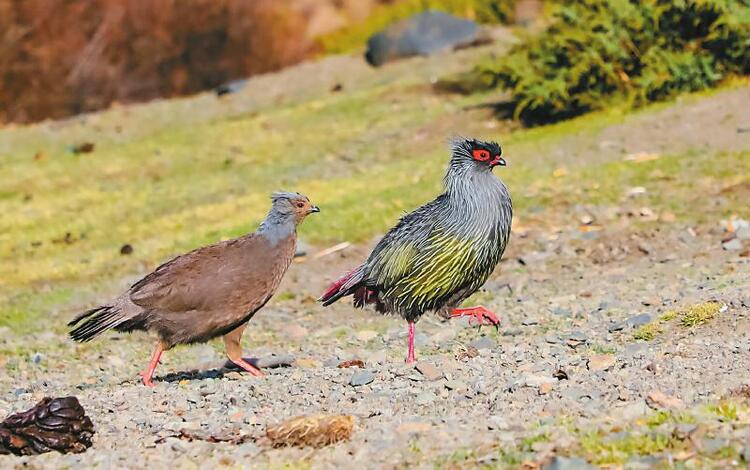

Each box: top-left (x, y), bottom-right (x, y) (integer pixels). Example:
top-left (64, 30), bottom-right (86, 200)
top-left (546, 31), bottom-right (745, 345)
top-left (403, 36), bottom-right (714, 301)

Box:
top-left (319, 266), bottom-right (366, 306)
top-left (68, 305), bottom-right (126, 342)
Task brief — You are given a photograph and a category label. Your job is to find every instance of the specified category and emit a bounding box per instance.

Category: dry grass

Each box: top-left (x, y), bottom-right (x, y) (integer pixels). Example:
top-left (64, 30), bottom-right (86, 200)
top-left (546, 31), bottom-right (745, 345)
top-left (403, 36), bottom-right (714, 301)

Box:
top-left (265, 415), bottom-right (354, 448)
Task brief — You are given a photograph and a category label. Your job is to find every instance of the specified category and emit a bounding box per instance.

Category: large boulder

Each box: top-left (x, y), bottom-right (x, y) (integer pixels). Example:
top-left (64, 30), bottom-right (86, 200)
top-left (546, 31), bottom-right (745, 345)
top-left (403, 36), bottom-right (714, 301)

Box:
top-left (365, 11), bottom-right (480, 67)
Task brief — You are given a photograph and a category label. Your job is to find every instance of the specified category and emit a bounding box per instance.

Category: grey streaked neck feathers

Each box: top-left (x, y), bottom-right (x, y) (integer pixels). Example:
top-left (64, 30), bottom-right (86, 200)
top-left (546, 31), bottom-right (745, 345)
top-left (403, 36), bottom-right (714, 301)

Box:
top-left (257, 207), bottom-right (296, 245)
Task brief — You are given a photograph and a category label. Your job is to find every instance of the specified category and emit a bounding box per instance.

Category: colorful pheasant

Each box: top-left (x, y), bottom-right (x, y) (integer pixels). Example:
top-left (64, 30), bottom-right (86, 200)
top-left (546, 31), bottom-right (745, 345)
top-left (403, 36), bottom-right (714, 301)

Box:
top-left (69, 192), bottom-right (319, 386)
top-left (319, 137), bottom-right (512, 363)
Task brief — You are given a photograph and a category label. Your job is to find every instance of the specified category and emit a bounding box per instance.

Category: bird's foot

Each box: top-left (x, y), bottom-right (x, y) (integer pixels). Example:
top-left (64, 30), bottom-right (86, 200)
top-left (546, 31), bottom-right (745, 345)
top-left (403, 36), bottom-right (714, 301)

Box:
top-left (230, 358), bottom-right (265, 377)
top-left (450, 306), bottom-right (501, 330)
top-left (139, 371), bottom-right (155, 387)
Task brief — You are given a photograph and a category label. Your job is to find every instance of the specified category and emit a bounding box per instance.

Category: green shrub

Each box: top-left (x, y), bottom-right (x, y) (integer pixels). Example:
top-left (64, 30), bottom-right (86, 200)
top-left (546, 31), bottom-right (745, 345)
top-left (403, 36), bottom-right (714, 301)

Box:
top-left (479, 0), bottom-right (750, 125)
top-left (318, 0), bottom-right (518, 54)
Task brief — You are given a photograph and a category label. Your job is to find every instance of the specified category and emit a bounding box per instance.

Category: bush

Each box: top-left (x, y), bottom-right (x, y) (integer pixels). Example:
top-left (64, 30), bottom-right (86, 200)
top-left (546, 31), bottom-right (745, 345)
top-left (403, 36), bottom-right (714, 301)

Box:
top-left (318, 0), bottom-right (519, 54)
top-left (479, 0), bottom-right (750, 125)
top-left (0, 0), bottom-right (312, 124)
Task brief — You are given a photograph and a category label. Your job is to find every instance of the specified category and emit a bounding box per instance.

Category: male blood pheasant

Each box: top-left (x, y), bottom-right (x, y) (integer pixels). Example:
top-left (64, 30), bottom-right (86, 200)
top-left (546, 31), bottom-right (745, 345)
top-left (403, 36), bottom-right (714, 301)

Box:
top-left (319, 137), bottom-right (512, 363)
top-left (69, 192), bottom-right (319, 386)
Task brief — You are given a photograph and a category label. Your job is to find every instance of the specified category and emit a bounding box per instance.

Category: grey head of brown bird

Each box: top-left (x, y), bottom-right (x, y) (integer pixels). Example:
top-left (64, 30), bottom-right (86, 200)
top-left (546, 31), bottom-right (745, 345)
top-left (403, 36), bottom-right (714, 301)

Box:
top-left (258, 191), bottom-right (319, 240)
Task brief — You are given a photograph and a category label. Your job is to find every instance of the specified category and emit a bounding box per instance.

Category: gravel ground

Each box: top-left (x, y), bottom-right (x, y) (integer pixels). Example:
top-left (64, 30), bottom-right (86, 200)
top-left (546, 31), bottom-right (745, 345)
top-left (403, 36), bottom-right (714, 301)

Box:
top-left (2, 220), bottom-right (749, 468)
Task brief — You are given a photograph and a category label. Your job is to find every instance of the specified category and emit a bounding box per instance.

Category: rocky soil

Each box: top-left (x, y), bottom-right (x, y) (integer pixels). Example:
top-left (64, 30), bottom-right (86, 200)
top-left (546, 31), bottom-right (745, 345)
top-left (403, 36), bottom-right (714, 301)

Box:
top-left (2, 44), bottom-right (750, 469)
top-left (2, 218), bottom-right (749, 468)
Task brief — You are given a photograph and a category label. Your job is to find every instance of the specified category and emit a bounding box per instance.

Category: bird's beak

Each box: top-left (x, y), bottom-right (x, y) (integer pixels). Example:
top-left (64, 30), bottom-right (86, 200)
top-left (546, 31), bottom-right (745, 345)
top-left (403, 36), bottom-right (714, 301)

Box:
top-left (490, 157), bottom-right (507, 169)
top-left (309, 206), bottom-right (320, 214)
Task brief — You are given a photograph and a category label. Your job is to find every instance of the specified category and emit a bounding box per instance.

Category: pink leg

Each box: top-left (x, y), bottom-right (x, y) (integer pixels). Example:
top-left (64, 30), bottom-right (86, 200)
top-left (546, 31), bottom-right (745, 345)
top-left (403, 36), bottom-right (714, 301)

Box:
top-left (229, 358), bottom-right (265, 377)
top-left (406, 322), bottom-right (416, 364)
top-left (450, 306), bottom-right (501, 329)
top-left (139, 343), bottom-right (163, 387)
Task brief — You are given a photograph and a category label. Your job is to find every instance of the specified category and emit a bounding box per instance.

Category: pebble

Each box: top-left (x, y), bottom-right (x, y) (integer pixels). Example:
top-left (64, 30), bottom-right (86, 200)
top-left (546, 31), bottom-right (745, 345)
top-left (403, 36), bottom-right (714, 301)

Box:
top-left (736, 227), bottom-right (750, 240)
top-left (469, 336), bottom-right (496, 351)
top-left (587, 354), bottom-right (616, 372)
top-left (350, 370), bottom-right (375, 387)
top-left (543, 456), bottom-right (596, 470)
top-left (722, 239), bottom-right (743, 251)
top-left (415, 362), bottom-right (443, 381)
top-left (444, 380), bottom-right (468, 391)
top-left (414, 391), bottom-right (436, 405)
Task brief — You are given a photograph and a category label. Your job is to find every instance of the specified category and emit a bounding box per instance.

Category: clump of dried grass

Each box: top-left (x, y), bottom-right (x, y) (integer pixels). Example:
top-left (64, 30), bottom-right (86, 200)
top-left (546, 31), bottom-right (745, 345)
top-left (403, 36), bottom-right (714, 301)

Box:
top-left (266, 415), bottom-right (354, 448)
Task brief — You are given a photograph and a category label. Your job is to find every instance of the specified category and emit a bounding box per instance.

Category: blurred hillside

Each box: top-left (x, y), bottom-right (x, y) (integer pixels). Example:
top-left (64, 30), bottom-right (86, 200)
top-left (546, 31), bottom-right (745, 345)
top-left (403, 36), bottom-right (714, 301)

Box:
top-left (0, 0), bottom-right (526, 124)
top-left (0, 0), bottom-right (378, 124)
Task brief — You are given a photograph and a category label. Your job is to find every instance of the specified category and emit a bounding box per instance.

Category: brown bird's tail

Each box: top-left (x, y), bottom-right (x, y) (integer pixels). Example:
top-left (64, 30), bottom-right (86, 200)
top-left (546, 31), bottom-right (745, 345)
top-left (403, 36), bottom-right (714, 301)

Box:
top-left (68, 305), bottom-right (127, 342)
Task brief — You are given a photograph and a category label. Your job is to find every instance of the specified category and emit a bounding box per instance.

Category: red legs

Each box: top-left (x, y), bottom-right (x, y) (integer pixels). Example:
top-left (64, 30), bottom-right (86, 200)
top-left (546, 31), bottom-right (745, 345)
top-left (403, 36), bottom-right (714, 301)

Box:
top-left (140, 343), bottom-right (164, 387)
top-left (450, 305), bottom-right (501, 330)
top-left (223, 323), bottom-right (264, 377)
top-left (406, 321), bottom-right (416, 364)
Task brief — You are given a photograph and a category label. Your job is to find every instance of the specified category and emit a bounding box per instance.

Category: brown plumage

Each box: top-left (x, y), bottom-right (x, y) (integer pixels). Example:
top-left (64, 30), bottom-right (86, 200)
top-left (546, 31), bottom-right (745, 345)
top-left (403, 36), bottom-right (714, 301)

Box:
top-left (68, 191), bottom-right (319, 386)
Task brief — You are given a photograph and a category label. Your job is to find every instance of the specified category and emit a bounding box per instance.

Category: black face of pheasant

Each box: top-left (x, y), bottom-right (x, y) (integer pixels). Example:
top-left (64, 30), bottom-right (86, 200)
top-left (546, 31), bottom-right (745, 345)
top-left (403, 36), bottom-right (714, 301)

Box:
top-left (320, 137), bottom-right (512, 364)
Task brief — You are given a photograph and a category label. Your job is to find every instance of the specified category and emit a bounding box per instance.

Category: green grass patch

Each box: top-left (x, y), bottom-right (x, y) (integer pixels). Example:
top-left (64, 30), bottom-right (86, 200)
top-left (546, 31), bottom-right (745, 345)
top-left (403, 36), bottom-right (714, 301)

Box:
top-left (632, 322), bottom-right (663, 342)
top-left (680, 302), bottom-right (723, 328)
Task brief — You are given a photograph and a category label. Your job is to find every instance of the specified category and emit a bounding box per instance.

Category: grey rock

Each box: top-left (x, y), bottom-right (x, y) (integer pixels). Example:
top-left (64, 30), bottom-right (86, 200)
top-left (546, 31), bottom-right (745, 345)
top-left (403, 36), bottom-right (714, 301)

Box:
top-left (543, 456), bottom-right (596, 470)
top-left (723, 239), bottom-right (743, 251)
top-left (31, 352), bottom-right (43, 364)
top-left (445, 380), bottom-right (468, 391)
top-left (365, 11), bottom-right (480, 66)
top-left (552, 307), bottom-right (572, 317)
top-left (736, 227), bottom-right (750, 240)
top-left (673, 423), bottom-right (697, 440)
top-left (469, 336), bottom-right (496, 351)
top-left (521, 318), bottom-right (539, 326)
top-left (350, 370), bottom-right (375, 387)
top-left (701, 437), bottom-right (729, 454)
top-left (415, 362), bottom-right (443, 381)
top-left (627, 313), bottom-right (652, 327)
top-left (415, 391), bottom-right (436, 405)
top-left (742, 446), bottom-right (750, 462)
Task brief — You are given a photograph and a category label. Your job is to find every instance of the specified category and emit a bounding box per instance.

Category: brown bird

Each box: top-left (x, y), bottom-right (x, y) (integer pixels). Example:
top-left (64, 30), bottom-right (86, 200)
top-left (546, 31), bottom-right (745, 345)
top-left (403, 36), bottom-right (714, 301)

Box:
top-left (68, 192), bottom-right (319, 386)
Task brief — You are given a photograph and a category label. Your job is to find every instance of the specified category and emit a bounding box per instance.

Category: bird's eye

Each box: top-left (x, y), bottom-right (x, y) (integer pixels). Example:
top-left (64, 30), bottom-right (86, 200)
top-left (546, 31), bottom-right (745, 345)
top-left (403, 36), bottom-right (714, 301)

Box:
top-left (296, 202), bottom-right (305, 208)
top-left (472, 149), bottom-right (491, 162)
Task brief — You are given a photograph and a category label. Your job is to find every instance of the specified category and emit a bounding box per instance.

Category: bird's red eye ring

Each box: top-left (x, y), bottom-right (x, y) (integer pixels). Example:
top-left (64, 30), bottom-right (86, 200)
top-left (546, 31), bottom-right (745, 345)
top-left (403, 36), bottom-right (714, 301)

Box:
top-left (472, 149), bottom-right (491, 162)
top-left (296, 202), bottom-right (305, 208)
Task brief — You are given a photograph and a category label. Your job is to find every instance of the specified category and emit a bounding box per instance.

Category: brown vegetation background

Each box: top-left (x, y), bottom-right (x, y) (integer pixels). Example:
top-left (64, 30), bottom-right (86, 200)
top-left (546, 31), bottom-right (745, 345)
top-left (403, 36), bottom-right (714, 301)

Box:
top-left (0, 0), bottom-right (373, 124)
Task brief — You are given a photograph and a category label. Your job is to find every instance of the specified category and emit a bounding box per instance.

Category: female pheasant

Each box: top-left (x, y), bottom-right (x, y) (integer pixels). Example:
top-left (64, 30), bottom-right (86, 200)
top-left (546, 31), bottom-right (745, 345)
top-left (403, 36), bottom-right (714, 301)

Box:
top-left (319, 137), bottom-right (512, 363)
top-left (69, 192), bottom-right (319, 386)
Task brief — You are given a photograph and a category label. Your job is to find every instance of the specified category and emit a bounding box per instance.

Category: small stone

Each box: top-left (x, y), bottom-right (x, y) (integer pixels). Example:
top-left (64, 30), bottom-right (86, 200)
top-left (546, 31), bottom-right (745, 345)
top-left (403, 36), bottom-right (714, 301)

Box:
top-left (672, 423), bottom-right (697, 440)
top-left (736, 227), bottom-right (750, 240)
top-left (552, 307), bottom-right (572, 317)
top-left (294, 358), bottom-right (321, 368)
top-left (646, 390), bottom-right (684, 409)
top-left (396, 422), bottom-right (431, 435)
top-left (627, 313), bottom-right (652, 327)
top-left (543, 456), bottom-right (596, 470)
top-left (31, 352), bottom-right (43, 364)
top-left (366, 349), bottom-right (388, 365)
top-left (723, 239), bottom-right (743, 251)
top-left (350, 370), bottom-right (375, 387)
top-left (521, 318), bottom-right (539, 326)
top-left (356, 330), bottom-right (378, 342)
top-left (415, 362), bottom-right (443, 381)
top-left (469, 336), bottom-right (496, 351)
top-left (701, 437), bottom-right (729, 454)
top-left (523, 374), bottom-right (556, 387)
top-left (741, 447), bottom-right (750, 462)
top-left (445, 380), bottom-right (468, 391)
top-left (253, 354), bottom-right (295, 369)
top-left (587, 354), bottom-right (616, 372)
top-left (415, 391), bottom-right (436, 405)
top-left (538, 382), bottom-right (553, 395)
top-left (282, 324), bottom-right (308, 341)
